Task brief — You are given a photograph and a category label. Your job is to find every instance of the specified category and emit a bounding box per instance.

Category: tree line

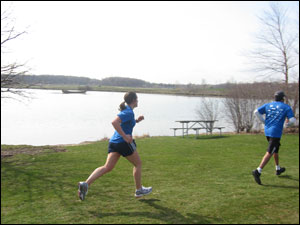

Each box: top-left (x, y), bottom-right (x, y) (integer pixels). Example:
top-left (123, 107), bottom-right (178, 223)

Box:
top-left (0, 74), bottom-right (204, 89)
top-left (0, 74), bottom-right (179, 88)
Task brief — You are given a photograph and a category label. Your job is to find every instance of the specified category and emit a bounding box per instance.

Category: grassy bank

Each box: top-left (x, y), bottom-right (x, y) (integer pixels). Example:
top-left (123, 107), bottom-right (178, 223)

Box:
top-left (20, 85), bottom-right (226, 97)
top-left (1, 134), bottom-right (299, 224)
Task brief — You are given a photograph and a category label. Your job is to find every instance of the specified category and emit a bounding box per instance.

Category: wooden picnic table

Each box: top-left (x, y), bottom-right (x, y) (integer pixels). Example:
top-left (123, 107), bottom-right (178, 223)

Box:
top-left (171, 120), bottom-right (224, 137)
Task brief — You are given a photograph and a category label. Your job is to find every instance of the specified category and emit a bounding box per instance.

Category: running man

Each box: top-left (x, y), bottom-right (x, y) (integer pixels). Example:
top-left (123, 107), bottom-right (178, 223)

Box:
top-left (252, 91), bottom-right (296, 185)
top-left (78, 92), bottom-right (152, 200)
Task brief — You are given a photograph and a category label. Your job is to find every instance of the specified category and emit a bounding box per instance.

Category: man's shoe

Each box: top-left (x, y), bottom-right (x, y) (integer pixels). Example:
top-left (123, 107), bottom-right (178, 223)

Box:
top-left (135, 186), bottom-right (152, 198)
top-left (276, 167), bottom-right (286, 176)
top-left (252, 169), bottom-right (262, 185)
top-left (78, 182), bottom-right (88, 201)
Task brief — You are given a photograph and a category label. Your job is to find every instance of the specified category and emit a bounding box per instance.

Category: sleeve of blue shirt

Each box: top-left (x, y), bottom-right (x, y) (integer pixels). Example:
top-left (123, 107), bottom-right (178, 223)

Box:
top-left (257, 103), bottom-right (267, 114)
top-left (286, 106), bottom-right (294, 119)
top-left (118, 110), bottom-right (133, 123)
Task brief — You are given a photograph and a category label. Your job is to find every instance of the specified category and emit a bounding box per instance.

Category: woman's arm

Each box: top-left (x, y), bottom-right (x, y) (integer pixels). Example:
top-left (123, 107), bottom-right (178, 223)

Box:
top-left (111, 116), bottom-right (133, 143)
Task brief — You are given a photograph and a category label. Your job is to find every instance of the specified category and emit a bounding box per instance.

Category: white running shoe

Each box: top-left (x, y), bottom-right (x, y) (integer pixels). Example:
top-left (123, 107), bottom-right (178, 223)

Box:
top-left (135, 186), bottom-right (152, 198)
top-left (78, 182), bottom-right (88, 201)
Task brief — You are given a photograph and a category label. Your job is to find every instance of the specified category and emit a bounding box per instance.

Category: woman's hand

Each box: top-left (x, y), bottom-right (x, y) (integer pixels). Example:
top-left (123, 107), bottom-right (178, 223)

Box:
top-left (124, 134), bottom-right (133, 143)
top-left (136, 115), bottom-right (145, 123)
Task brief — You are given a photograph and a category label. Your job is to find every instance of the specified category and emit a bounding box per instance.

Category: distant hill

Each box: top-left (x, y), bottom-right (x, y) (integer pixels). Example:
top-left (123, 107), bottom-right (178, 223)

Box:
top-left (9, 75), bottom-right (177, 88)
top-left (101, 77), bottom-right (149, 87)
top-left (15, 75), bottom-right (102, 86)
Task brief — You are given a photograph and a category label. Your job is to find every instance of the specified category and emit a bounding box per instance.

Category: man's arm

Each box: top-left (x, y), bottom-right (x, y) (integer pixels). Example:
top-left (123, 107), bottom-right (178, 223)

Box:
top-left (286, 117), bottom-right (296, 128)
top-left (254, 109), bottom-right (265, 124)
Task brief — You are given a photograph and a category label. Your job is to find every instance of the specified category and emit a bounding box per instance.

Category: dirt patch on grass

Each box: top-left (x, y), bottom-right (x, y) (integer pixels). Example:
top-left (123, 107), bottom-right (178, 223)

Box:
top-left (1, 145), bottom-right (67, 159)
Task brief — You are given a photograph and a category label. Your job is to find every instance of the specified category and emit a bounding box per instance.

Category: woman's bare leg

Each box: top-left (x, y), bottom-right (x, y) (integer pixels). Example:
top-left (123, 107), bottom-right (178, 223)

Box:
top-left (126, 151), bottom-right (142, 190)
top-left (86, 152), bottom-right (121, 186)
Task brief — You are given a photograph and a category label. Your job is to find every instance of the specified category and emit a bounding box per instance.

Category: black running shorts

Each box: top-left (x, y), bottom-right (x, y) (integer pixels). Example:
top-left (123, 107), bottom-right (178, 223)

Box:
top-left (266, 136), bottom-right (281, 154)
top-left (108, 140), bottom-right (136, 157)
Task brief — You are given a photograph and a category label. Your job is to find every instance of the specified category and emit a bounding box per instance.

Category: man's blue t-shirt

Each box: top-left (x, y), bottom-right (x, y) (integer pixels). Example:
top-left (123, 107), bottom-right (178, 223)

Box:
top-left (110, 106), bottom-right (136, 143)
top-left (257, 101), bottom-right (294, 138)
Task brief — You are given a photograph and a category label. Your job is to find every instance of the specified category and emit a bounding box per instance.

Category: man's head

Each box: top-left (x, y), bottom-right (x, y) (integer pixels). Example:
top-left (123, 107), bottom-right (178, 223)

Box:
top-left (274, 91), bottom-right (285, 102)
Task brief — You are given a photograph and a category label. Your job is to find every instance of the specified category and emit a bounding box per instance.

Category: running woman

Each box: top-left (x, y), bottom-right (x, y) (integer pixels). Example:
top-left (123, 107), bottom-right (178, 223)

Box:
top-left (78, 92), bottom-right (152, 200)
top-left (252, 91), bottom-right (296, 185)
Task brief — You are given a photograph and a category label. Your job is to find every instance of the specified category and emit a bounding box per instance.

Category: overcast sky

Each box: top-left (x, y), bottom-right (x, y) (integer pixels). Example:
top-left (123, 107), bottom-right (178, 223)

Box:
top-left (2, 1), bottom-right (299, 84)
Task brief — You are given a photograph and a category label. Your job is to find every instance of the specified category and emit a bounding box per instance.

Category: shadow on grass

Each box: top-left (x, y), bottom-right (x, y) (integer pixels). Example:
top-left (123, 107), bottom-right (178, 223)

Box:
top-left (2, 161), bottom-right (74, 207)
top-left (262, 184), bottom-right (299, 190)
top-left (179, 135), bottom-right (230, 140)
top-left (89, 199), bottom-right (222, 224)
top-left (262, 175), bottom-right (299, 189)
top-left (277, 175), bottom-right (299, 182)
top-left (196, 135), bottom-right (230, 140)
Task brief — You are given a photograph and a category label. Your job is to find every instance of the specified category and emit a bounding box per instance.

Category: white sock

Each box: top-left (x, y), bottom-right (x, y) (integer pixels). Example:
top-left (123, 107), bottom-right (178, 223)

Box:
top-left (276, 165), bottom-right (281, 170)
top-left (257, 167), bottom-right (262, 174)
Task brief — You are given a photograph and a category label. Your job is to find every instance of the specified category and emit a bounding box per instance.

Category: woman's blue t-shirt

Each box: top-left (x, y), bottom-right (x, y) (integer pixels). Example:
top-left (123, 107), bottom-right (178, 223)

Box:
top-left (110, 106), bottom-right (136, 143)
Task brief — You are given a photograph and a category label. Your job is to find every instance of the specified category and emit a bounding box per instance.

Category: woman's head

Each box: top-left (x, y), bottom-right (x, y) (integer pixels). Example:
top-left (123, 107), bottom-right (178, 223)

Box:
top-left (119, 92), bottom-right (138, 111)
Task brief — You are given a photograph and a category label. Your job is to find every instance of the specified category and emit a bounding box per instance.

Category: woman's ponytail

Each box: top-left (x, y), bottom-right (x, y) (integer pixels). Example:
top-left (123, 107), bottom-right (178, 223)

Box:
top-left (119, 101), bottom-right (126, 111)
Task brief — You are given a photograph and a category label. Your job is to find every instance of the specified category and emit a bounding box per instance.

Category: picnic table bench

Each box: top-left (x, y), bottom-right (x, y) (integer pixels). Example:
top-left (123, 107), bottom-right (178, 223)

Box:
top-left (171, 120), bottom-right (225, 138)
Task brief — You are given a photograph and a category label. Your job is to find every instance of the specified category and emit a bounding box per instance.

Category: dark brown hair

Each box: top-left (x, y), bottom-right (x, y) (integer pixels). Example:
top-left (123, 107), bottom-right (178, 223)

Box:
top-left (119, 92), bottom-right (137, 111)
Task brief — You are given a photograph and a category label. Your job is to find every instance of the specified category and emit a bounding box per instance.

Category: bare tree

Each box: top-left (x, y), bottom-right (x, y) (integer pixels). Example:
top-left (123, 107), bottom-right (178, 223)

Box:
top-left (195, 97), bottom-right (220, 121)
top-left (249, 2), bottom-right (299, 101)
top-left (1, 3), bottom-right (28, 99)
top-left (223, 84), bottom-right (264, 133)
top-left (195, 97), bottom-right (221, 133)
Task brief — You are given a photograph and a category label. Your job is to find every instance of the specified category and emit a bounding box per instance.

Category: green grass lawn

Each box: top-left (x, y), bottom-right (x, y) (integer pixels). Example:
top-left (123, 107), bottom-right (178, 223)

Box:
top-left (1, 134), bottom-right (299, 224)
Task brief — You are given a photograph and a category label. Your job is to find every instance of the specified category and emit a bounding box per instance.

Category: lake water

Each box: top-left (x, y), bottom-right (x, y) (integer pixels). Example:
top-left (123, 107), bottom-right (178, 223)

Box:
top-left (1, 89), bottom-right (233, 146)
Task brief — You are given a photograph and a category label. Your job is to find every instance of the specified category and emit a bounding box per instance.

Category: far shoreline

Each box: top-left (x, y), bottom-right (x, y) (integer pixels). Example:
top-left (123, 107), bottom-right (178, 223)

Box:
top-left (11, 85), bottom-right (227, 98)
